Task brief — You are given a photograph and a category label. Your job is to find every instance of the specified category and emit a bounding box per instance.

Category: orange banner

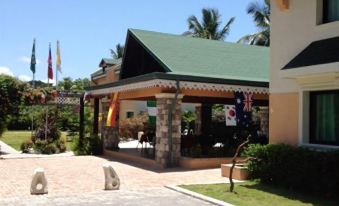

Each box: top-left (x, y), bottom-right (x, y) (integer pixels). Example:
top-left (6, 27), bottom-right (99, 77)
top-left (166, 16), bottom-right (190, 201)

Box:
top-left (106, 93), bottom-right (119, 127)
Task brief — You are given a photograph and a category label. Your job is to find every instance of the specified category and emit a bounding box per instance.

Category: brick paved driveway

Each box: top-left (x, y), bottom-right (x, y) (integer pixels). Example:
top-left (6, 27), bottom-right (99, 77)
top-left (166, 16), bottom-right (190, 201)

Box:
top-left (0, 155), bottom-right (227, 205)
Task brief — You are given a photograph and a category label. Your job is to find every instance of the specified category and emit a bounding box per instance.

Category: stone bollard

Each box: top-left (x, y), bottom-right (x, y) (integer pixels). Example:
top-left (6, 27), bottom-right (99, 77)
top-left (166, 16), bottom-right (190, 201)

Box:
top-left (103, 163), bottom-right (120, 190)
top-left (30, 168), bottom-right (48, 195)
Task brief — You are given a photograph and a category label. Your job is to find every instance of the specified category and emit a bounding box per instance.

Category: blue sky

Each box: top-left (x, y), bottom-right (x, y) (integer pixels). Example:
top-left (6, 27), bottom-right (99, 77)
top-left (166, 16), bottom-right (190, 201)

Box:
top-left (0, 0), bottom-right (258, 83)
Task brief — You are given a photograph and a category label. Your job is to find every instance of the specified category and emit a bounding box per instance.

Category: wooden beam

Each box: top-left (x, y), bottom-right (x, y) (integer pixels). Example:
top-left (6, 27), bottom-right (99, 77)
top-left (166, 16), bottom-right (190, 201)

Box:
top-left (79, 94), bottom-right (85, 147)
top-left (93, 98), bottom-right (99, 135)
top-left (182, 89), bottom-right (268, 100)
top-left (119, 87), bottom-right (174, 100)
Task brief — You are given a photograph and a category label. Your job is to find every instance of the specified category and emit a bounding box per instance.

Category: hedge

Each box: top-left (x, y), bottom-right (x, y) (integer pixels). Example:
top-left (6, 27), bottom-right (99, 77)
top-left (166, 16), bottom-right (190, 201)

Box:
top-left (243, 144), bottom-right (339, 199)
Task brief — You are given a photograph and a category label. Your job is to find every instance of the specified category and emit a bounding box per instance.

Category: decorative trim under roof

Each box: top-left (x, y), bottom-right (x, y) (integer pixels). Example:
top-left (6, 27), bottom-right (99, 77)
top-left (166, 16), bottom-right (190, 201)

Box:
top-left (87, 79), bottom-right (269, 96)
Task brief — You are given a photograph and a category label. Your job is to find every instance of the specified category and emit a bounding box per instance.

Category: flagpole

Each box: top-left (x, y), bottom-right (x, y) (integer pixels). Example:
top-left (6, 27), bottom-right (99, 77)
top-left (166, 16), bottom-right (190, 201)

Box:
top-left (45, 43), bottom-right (51, 141)
top-left (45, 79), bottom-right (49, 141)
top-left (31, 38), bottom-right (36, 138)
top-left (56, 65), bottom-right (58, 90)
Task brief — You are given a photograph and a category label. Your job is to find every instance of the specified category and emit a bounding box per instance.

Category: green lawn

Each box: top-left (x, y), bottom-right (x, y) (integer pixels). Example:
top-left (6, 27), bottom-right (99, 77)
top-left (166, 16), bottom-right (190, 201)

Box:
top-left (180, 181), bottom-right (338, 206)
top-left (0, 130), bottom-right (73, 151)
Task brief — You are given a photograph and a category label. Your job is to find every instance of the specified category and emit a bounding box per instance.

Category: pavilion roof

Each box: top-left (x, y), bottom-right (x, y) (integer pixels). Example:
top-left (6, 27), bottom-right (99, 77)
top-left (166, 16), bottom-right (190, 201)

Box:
top-left (127, 29), bottom-right (269, 83)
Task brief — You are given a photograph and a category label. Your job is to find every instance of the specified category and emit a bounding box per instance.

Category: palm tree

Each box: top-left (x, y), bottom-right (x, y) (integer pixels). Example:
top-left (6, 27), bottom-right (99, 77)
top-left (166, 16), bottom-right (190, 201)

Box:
top-left (110, 44), bottom-right (125, 59)
top-left (238, 0), bottom-right (270, 46)
top-left (187, 8), bottom-right (235, 40)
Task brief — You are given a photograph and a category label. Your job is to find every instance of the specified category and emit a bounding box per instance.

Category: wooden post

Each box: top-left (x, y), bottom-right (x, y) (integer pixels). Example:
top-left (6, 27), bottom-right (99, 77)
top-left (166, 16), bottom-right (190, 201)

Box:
top-left (201, 103), bottom-right (212, 135)
top-left (79, 95), bottom-right (85, 147)
top-left (93, 98), bottom-right (99, 135)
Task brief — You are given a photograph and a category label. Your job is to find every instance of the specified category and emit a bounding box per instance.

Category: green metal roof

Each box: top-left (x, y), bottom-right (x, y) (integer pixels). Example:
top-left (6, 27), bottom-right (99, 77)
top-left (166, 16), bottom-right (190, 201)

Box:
top-left (99, 58), bottom-right (121, 67)
top-left (129, 29), bottom-right (269, 82)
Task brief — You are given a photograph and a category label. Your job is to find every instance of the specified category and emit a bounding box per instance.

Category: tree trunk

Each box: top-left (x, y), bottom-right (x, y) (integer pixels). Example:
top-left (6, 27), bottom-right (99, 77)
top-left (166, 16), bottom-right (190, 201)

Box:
top-left (229, 135), bottom-right (251, 193)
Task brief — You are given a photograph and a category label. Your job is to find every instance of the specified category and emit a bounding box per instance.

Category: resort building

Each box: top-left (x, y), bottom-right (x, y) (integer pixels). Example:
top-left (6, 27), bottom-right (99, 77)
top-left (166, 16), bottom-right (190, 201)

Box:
top-left (270, 0), bottom-right (339, 147)
top-left (90, 57), bottom-right (148, 122)
top-left (87, 29), bottom-right (269, 168)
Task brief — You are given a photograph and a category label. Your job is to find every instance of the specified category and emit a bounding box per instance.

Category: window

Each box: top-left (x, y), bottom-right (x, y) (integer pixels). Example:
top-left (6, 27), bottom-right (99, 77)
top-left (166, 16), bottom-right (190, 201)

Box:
top-left (126, 111), bottom-right (134, 118)
top-left (323, 0), bottom-right (339, 23)
top-left (309, 90), bottom-right (339, 145)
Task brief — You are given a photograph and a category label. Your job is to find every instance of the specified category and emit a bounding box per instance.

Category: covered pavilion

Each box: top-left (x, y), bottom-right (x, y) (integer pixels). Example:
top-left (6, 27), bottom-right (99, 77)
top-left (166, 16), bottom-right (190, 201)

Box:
top-left (86, 29), bottom-right (269, 168)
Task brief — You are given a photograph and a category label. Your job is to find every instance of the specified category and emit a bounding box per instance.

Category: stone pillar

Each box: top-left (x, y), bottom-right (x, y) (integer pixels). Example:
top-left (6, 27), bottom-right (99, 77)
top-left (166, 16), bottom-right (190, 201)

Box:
top-left (194, 104), bottom-right (202, 135)
top-left (102, 127), bottom-right (119, 150)
top-left (155, 93), bottom-right (183, 168)
top-left (101, 96), bottom-right (119, 150)
top-left (258, 107), bottom-right (269, 137)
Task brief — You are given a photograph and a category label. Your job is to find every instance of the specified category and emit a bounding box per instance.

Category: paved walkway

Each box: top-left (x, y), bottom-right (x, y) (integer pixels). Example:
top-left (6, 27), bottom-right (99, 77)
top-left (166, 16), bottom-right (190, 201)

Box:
top-left (0, 188), bottom-right (214, 206)
top-left (1, 151), bottom-right (74, 159)
top-left (0, 140), bottom-right (20, 154)
top-left (0, 155), bottom-right (228, 205)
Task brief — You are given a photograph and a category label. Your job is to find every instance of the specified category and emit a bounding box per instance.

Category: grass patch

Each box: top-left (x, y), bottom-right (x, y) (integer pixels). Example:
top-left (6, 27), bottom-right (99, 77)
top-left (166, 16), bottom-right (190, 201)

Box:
top-left (0, 131), bottom-right (31, 151)
top-left (1, 130), bottom-right (72, 151)
top-left (180, 181), bottom-right (338, 206)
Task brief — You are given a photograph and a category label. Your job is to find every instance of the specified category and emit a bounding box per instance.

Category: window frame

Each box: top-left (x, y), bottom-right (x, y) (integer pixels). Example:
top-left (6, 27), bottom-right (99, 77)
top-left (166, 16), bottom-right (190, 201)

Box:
top-left (322, 0), bottom-right (339, 24)
top-left (309, 90), bottom-right (339, 146)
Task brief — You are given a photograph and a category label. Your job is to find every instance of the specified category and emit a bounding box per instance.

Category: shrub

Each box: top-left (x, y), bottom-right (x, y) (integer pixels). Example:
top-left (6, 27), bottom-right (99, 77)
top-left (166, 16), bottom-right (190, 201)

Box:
top-left (119, 112), bottom-right (149, 139)
top-left (55, 137), bottom-right (67, 153)
top-left (42, 143), bottom-right (57, 154)
top-left (20, 139), bottom-right (33, 153)
top-left (243, 144), bottom-right (339, 199)
top-left (72, 134), bottom-right (103, 155)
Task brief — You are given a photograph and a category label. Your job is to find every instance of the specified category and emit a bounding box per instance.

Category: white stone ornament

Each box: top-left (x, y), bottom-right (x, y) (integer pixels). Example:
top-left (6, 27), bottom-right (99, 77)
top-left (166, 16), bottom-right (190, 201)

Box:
top-left (103, 163), bottom-right (120, 190)
top-left (30, 168), bottom-right (48, 195)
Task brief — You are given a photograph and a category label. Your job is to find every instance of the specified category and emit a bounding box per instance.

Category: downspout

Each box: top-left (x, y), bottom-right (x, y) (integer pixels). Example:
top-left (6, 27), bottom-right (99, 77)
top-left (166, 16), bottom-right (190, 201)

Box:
top-left (167, 79), bottom-right (180, 167)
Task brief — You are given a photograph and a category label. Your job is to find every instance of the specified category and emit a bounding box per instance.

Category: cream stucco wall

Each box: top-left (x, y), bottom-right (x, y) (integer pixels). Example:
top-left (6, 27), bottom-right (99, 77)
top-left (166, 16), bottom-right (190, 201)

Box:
top-left (270, 0), bottom-right (339, 146)
top-left (270, 0), bottom-right (339, 94)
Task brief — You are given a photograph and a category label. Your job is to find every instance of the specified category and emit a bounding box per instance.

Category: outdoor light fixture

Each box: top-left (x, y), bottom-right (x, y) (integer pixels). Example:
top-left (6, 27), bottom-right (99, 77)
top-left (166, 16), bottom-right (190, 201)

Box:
top-left (277, 0), bottom-right (289, 11)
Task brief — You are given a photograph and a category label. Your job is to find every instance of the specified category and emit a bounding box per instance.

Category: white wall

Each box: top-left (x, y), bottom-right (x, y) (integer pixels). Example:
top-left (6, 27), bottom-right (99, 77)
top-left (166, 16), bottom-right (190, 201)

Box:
top-left (119, 100), bottom-right (147, 120)
top-left (119, 101), bottom-right (195, 121)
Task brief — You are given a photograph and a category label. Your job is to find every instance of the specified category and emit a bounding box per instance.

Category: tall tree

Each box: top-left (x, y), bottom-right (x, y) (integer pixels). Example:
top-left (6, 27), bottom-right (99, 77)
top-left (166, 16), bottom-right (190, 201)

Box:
top-left (0, 75), bottom-right (24, 136)
top-left (58, 77), bottom-right (90, 92)
top-left (238, 0), bottom-right (270, 46)
top-left (187, 8), bottom-right (235, 40)
top-left (110, 44), bottom-right (125, 59)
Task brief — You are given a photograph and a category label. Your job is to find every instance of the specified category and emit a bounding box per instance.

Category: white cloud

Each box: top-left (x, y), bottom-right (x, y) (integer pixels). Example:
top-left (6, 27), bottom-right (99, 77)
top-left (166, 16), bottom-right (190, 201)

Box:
top-left (18, 75), bottom-right (32, 82)
top-left (0, 66), bottom-right (14, 76)
top-left (18, 56), bottom-right (41, 64)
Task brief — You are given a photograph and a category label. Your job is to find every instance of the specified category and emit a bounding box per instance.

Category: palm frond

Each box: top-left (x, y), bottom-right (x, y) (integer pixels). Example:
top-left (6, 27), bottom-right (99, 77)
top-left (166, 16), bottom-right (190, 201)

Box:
top-left (218, 17), bottom-right (235, 40)
top-left (187, 8), bottom-right (234, 40)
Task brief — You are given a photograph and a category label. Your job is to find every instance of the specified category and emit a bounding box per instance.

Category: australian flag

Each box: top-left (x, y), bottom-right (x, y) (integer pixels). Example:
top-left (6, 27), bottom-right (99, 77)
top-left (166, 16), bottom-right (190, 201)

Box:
top-left (234, 91), bottom-right (253, 127)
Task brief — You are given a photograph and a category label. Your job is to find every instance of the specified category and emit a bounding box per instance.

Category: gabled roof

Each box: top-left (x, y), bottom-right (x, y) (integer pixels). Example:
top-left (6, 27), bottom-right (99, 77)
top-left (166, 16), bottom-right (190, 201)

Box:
top-left (99, 58), bottom-right (121, 67)
top-left (126, 29), bottom-right (269, 83)
top-left (282, 36), bottom-right (339, 70)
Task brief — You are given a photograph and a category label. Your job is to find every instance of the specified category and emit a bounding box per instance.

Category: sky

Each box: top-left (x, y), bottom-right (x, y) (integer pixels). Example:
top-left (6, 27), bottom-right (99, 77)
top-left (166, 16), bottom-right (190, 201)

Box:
top-left (0, 0), bottom-right (258, 83)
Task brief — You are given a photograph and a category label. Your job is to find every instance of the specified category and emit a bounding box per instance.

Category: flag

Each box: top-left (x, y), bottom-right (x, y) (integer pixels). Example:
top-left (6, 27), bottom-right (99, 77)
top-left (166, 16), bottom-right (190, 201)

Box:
top-left (48, 44), bottom-right (53, 80)
top-left (56, 40), bottom-right (61, 73)
top-left (225, 105), bottom-right (236, 126)
top-left (30, 39), bottom-right (36, 74)
top-left (147, 101), bottom-right (156, 126)
top-left (234, 91), bottom-right (252, 127)
top-left (243, 93), bottom-right (253, 112)
top-left (106, 93), bottom-right (119, 127)
top-left (40, 93), bottom-right (46, 104)
top-left (83, 91), bottom-right (90, 102)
